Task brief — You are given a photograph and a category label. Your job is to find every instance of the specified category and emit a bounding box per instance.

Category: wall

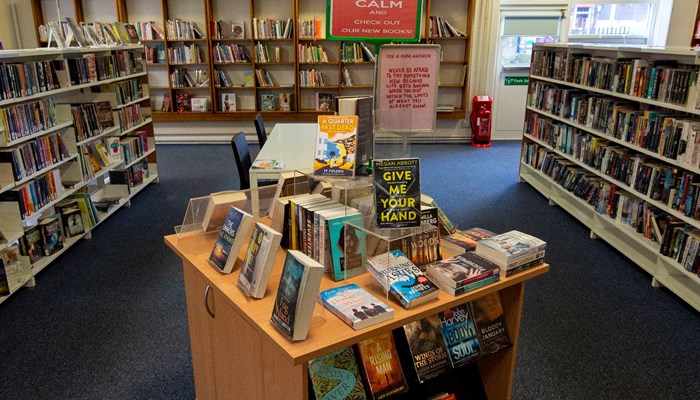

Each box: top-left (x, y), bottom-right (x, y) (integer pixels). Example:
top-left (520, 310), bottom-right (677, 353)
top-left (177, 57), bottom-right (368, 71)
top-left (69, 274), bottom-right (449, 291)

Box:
top-left (4, 0), bottom-right (698, 143)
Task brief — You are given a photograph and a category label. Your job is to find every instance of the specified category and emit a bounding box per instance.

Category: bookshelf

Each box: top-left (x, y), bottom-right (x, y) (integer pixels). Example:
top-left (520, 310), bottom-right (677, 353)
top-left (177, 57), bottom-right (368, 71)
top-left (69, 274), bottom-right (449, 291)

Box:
top-left (0, 45), bottom-right (158, 304)
top-left (165, 225), bottom-right (548, 400)
top-left (30, 0), bottom-right (474, 122)
top-left (521, 43), bottom-right (700, 311)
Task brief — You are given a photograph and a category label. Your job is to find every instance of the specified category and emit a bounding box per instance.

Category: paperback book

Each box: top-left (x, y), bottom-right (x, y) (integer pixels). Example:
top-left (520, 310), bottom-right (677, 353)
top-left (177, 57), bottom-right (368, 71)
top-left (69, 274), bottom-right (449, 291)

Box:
top-left (426, 252), bottom-right (500, 290)
top-left (327, 212), bottom-right (366, 281)
top-left (237, 223), bottom-right (282, 299)
top-left (320, 283), bottom-right (393, 330)
top-left (403, 315), bottom-right (450, 383)
top-left (220, 93), bottom-right (236, 111)
top-left (260, 93), bottom-right (276, 111)
top-left (39, 214), bottom-right (63, 256)
top-left (309, 346), bottom-right (366, 399)
top-left (207, 206), bottom-right (254, 274)
top-left (366, 250), bottom-right (439, 309)
top-left (314, 115), bottom-right (358, 178)
top-left (356, 332), bottom-right (409, 400)
top-left (270, 250), bottom-right (324, 341)
top-left (470, 292), bottom-right (511, 355)
top-left (315, 92), bottom-right (334, 111)
top-left (438, 303), bottom-right (482, 368)
top-left (200, 191), bottom-right (248, 232)
top-left (373, 158), bottom-right (421, 228)
top-left (474, 230), bottom-right (546, 270)
top-left (443, 227), bottom-right (496, 252)
top-left (337, 95), bottom-right (373, 175)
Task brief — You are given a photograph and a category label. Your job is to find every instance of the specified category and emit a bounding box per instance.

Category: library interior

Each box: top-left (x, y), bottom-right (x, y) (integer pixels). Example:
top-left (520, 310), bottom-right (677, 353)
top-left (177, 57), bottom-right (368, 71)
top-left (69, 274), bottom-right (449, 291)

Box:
top-left (0, 1), bottom-right (699, 400)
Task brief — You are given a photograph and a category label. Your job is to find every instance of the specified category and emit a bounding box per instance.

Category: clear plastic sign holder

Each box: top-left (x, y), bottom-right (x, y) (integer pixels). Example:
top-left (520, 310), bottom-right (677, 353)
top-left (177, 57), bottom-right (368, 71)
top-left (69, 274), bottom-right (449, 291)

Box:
top-left (373, 108), bottom-right (419, 159)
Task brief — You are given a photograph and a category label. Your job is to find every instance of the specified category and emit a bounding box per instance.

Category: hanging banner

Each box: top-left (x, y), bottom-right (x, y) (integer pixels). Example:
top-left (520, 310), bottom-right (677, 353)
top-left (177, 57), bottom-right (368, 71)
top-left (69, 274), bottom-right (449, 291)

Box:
top-left (376, 44), bottom-right (440, 132)
top-left (326, 0), bottom-right (423, 42)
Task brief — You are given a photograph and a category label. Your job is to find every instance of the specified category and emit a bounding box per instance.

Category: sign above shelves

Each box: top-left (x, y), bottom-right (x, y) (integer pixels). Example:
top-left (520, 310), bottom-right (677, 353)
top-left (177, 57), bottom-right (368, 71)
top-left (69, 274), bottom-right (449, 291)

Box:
top-left (326, 0), bottom-right (423, 43)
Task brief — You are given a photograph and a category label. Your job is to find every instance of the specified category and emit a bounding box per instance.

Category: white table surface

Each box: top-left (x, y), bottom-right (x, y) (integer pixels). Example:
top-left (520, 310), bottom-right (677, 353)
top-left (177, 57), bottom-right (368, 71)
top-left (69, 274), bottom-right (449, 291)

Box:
top-left (249, 123), bottom-right (317, 182)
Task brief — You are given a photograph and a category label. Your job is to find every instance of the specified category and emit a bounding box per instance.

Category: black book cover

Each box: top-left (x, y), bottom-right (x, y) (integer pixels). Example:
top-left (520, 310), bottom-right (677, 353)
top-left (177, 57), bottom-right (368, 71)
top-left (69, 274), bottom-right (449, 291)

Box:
top-left (373, 158), bottom-right (421, 228)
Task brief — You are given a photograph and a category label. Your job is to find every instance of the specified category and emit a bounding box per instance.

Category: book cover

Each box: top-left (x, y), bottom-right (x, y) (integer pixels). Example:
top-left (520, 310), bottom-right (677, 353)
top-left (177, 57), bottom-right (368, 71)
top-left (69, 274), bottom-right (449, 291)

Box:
top-left (207, 206), bottom-right (254, 274)
top-left (438, 303), bottom-right (482, 369)
top-left (237, 223), bottom-right (282, 299)
top-left (61, 207), bottom-right (85, 238)
top-left (316, 92), bottom-right (334, 111)
top-left (39, 214), bottom-right (64, 256)
top-left (279, 92), bottom-right (292, 111)
top-left (191, 97), bottom-right (209, 112)
top-left (309, 346), bottom-right (366, 400)
top-left (270, 250), bottom-right (324, 341)
top-left (243, 71), bottom-right (255, 87)
top-left (103, 137), bottom-right (122, 164)
top-left (314, 115), bottom-right (358, 177)
top-left (443, 228), bottom-right (496, 252)
top-left (373, 158), bottom-right (421, 228)
top-left (220, 93), bottom-right (236, 111)
top-left (426, 252), bottom-right (500, 289)
top-left (474, 230), bottom-right (546, 269)
top-left (470, 292), bottom-right (511, 355)
top-left (389, 210), bottom-right (441, 267)
top-left (201, 191), bottom-right (248, 232)
top-left (175, 93), bottom-right (192, 112)
top-left (260, 93), bottom-right (276, 111)
top-left (95, 101), bottom-right (114, 129)
top-left (161, 94), bottom-right (171, 112)
top-left (320, 283), bottom-right (393, 330)
top-left (356, 332), bottom-right (409, 399)
top-left (231, 21), bottom-right (245, 39)
top-left (366, 250), bottom-right (439, 309)
top-left (403, 315), bottom-right (450, 383)
top-left (0, 257), bottom-right (8, 296)
top-left (337, 95), bottom-right (373, 175)
top-left (327, 212), bottom-right (366, 281)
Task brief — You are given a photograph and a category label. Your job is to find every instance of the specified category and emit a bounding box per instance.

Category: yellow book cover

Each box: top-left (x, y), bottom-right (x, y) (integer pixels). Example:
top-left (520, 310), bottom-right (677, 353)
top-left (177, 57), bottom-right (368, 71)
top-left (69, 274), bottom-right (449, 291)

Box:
top-left (314, 115), bottom-right (358, 177)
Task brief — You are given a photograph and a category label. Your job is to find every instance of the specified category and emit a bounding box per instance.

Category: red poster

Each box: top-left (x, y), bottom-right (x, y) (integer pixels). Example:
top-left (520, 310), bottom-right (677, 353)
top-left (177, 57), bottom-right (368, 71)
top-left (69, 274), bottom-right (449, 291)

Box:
top-left (327, 0), bottom-right (422, 41)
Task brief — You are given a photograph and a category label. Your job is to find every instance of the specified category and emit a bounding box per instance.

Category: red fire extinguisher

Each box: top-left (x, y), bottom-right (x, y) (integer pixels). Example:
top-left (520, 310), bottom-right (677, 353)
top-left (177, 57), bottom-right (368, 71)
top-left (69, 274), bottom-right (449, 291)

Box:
top-left (471, 96), bottom-right (492, 148)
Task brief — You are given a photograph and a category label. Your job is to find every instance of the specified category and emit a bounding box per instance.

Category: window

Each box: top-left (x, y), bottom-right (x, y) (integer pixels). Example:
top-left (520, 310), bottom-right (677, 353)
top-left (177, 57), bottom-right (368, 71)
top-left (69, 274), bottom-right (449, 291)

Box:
top-left (568, 1), bottom-right (668, 45)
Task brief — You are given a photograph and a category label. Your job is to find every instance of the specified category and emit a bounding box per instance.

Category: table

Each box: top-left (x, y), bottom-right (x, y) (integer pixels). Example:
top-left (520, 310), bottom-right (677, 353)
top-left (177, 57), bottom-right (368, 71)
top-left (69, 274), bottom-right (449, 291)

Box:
top-left (249, 123), bottom-right (317, 213)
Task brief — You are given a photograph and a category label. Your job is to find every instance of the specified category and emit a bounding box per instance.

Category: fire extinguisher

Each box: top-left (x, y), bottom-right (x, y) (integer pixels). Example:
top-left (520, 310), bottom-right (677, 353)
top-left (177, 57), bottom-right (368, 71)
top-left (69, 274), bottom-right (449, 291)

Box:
top-left (470, 96), bottom-right (492, 148)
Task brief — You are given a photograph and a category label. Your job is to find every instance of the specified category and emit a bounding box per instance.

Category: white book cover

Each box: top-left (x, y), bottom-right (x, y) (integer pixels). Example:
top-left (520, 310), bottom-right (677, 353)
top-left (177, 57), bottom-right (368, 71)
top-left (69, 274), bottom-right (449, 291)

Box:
top-left (238, 223), bottom-right (282, 298)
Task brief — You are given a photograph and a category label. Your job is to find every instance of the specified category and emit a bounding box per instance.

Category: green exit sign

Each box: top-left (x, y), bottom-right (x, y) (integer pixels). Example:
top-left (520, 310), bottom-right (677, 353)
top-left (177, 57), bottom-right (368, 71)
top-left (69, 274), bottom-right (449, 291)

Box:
top-left (504, 76), bottom-right (529, 86)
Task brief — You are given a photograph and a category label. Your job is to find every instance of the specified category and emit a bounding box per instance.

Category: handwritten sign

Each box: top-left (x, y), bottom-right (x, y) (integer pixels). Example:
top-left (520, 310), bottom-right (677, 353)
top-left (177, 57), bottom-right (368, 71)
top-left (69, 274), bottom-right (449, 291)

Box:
top-left (376, 44), bottom-right (440, 132)
top-left (326, 0), bottom-right (423, 41)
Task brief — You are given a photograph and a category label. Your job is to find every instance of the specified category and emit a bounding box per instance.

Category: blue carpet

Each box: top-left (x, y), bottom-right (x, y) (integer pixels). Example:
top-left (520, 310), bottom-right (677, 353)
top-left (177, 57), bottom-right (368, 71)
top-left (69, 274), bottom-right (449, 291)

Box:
top-left (0, 142), bottom-right (698, 399)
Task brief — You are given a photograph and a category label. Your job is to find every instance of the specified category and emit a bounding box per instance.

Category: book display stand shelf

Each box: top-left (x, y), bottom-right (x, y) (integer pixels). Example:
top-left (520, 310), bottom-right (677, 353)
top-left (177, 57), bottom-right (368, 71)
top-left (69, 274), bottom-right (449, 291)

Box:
top-left (0, 45), bottom-right (158, 304)
top-left (30, 0), bottom-right (473, 123)
top-left (520, 43), bottom-right (700, 311)
top-left (165, 177), bottom-right (549, 399)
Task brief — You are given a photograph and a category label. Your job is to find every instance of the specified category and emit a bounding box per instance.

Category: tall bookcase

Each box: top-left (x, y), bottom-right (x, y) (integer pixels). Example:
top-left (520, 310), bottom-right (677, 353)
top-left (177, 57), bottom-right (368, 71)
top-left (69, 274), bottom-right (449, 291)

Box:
top-left (30, 0), bottom-right (474, 122)
top-left (520, 43), bottom-right (700, 311)
top-left (0, 45), bottom-right (158, 304)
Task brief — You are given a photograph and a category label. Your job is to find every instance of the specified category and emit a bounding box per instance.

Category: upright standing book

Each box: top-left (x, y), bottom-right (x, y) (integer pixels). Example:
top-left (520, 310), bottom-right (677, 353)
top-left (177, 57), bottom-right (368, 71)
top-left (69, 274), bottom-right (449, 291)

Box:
top-left (314, 115), bottom-right (358, 177)
top-left (320, 283), bottom-right (393, 330)
top-left (237, 223), bottom-right (282, 298)
top-left (438, 303), bottom-right (482, 368)
top-left (356, 332), bottom-right (409, 400)
top-left (200, 191), bottom-right (248, 232)
top-left (207, 206), bottom-right (254, 274)
top-left (403, 315), bottom-right (450, 383)
top-left (270, 250), bottom-right (324, 341)
top-left (337, 95), bottom-right (373, 175)
top-left (309, 346), bottom-right (366, 399)
top-left (373, 158), bottom-right (421, 228)
top-left (470, 292), bottom-right (511, 355)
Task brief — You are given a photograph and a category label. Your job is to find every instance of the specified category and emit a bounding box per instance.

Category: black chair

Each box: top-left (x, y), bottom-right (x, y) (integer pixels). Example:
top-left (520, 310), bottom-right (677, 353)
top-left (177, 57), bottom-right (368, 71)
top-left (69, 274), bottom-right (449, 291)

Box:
top-left (254, 113), bottom-right (267, 147)
top-left (231, 132), bottom-right (253, 190)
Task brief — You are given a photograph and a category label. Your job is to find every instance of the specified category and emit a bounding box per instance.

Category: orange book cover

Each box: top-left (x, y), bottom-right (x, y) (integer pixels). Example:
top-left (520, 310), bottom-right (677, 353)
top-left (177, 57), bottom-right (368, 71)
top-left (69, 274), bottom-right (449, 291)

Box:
top-left (356, 332), bottom-right (408, 400)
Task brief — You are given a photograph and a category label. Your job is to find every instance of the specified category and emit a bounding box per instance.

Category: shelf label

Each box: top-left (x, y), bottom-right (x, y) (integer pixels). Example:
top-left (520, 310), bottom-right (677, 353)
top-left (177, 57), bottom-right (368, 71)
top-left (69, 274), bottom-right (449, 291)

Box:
top-left (376, 44), bottom-right (440, 132)
top-left (504, 76), bottom-right (529, 86)
top-left (326, 0), bottom-right (423, 42)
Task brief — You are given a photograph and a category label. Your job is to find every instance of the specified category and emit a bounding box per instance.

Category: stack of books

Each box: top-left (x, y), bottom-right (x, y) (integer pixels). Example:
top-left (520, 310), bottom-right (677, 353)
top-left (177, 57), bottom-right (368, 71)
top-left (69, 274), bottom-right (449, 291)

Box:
top-left (474, 230), bottom-right (546, 276)
top-left (426, 251), bottom-right (501, 295)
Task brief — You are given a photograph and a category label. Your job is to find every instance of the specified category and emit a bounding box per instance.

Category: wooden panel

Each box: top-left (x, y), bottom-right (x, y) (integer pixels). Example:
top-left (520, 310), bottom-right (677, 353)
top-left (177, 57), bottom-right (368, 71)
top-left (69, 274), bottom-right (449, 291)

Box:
top-left (262, 336), bottom-right (307, 399)
top-left (182, 260), bottom-right (218, 400)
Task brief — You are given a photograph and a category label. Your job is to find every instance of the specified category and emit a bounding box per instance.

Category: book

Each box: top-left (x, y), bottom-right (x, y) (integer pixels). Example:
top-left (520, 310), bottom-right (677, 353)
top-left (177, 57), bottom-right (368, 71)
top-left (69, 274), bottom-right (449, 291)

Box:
top-left (443, 228), bottom-right (496, 252)
top-left (403, 314), bottom-right (450, 383)
top-left (319, 283), bottom-right (393, 330)
top-left (388, 208), bottom-right (441, 268)
top-left (237, 223), bottom-right (282, 299)
top-left (474, 230), bottom-right (546, 270)
top-left (373, 158), bottom-right (421, 228)
top-left (426, 252), bottom-right (501, 289)
top-left (200, 191), bottom-right (248, 232)
top-left (315, 92), bottom-right (334, 111)
top-left (60, 207), bottom-right (85, 238)
top-left (337, 95), bottom-right (373, 175)
top-left (175, 93), bottom-right (192, 112)
top-left (279, 92), bottom-right (292, 111)
top-left (251, 159), bottom-right (284, 169)
top-left (470, 292), bottom-right (511, 355)
top-left (231, 21), bottom-right (245, 39)
top-left (103, 137), bottom-right (122, 164)
top-left (260, 93), bottom-right (276, 111)
top-left (220, 93), bottom-right (236, 111)
top-left (0, 257), bottom-right (9, 296)
top-left (309, 346), bottom-right (366, 399)
top-left (327, 212), bottom-right (366, 281)
top-left (207, 206), bottom-right (254, 274)
top-left (39, 214), bottom-right (63, 256)
top-left (161, 94), bottom-right (171, 112)
top-left (191, 97), bottom-right (209, 112)
top-left (420, 193), bottom-right (457, 235)
top-left (270, 250), bottom-right (324, 341)
top-left (430, 274), bottom-right (500, 296)
top-left (124, 23), bottom-right (140, 43)
top-left (366, 250), bottom-right (439, 309)
top-left (243, 71), bottom-right (255, 87)
top-left (356, 332), bottom-right (409, 399)
top-left (314, 115), bottom-right (358, 177)
top-left (95, 101), bottom-right (114, 129)
top-left (438, 303), bottom-right (482, 368)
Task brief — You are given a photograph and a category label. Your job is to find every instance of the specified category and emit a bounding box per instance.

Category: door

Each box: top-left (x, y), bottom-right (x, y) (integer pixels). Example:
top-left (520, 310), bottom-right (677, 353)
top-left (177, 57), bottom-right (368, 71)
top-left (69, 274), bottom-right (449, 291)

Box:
top-left (493, 7), bottom-right (565, 139)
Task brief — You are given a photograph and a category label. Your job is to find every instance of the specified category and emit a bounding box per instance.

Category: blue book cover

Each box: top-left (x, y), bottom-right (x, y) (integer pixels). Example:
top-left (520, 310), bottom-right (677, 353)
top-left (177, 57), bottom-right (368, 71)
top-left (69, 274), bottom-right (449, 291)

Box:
top-left (327, 213), bottom-right (366, 281)
top-left (320, 283), bottom-right (393, 330)
top-left (309, 347), bottom-right (366, 399)
top-left (438, 303), bottom-right (482, 368)
top-left (270, 251), bottom-right (305, 338)
top-left (208, 207), bottom-right (252, 273)
top-left (367, 250), bottom-right (439, 309)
